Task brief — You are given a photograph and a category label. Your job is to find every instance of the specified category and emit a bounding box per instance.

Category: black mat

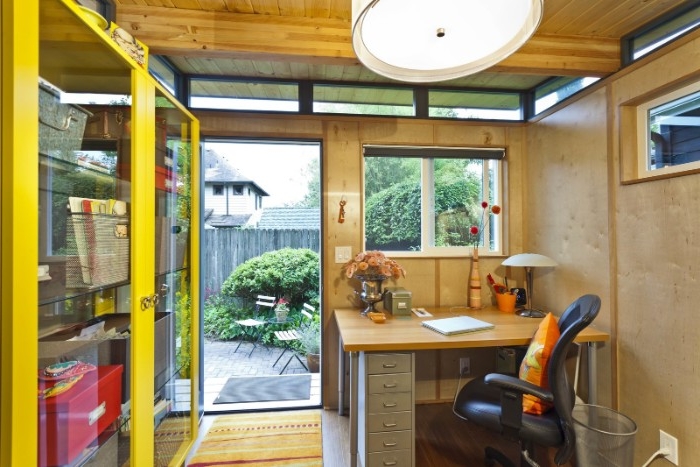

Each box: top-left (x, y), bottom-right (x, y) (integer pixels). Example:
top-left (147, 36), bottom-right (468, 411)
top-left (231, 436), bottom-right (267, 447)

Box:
top-left (213, 374), bottom-right (311, 404)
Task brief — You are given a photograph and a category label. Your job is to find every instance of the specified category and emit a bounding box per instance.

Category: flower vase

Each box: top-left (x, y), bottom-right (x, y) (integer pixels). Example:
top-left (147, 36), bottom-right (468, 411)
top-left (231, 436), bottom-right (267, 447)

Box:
top-left (358, 276), bottom-right (386, 316)
top-left (469, 248), bottom-right (482, 308)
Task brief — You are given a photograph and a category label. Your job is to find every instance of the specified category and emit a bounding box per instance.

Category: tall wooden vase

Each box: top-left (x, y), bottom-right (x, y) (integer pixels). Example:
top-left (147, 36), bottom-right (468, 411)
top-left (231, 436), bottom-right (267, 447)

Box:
top-left (469, 248), bottom-right (482, 308)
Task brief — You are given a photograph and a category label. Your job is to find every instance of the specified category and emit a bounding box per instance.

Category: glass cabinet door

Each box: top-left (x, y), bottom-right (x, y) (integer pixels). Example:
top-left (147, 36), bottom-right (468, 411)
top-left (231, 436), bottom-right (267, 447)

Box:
top-left (151, 88), bottom-right (197, 465)
top-left (36, 1), bottom-right (199, 466)
top-left (38, 3), bottom-right (135, 463)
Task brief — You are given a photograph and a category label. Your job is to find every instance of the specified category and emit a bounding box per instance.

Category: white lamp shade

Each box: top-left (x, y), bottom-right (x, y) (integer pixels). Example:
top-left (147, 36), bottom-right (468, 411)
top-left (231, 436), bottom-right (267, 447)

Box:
top-left (352, 0), bottom-right (543, 83)
top-left (502, 253), bottom-right (558, 268)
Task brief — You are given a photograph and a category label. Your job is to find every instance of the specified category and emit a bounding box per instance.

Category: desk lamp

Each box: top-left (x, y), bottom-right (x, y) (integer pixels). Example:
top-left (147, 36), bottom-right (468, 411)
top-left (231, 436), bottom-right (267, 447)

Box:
top-left (502, 253), bottom-right (557, 318)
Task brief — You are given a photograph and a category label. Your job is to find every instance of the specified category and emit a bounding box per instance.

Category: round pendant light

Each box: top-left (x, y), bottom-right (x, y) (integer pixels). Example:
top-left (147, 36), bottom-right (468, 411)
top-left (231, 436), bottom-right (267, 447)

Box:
top-left (352, 0), bottom-right (543, 83)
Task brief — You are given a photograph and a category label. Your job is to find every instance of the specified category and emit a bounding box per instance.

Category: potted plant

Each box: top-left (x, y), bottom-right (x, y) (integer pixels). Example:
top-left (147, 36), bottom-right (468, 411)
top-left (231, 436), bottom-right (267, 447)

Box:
top-left (298, 323), bottom-right (321, 373)
top-left (275, 297), bottom-right (290, 322)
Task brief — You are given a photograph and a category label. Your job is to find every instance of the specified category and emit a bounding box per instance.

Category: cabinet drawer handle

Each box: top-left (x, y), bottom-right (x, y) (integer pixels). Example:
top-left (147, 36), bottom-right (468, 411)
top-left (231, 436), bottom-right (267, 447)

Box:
top-left (382, 363), bottom-right (397, 368)
top-left (383, 460), bottom-right (398, 466)
top-left (383, 382), bottom-right (397, 388)
top-left (383, 422), bottom-right (397, 428)
top-left (383, 402), bottom-right (397, 408)
top-left (383, 441), bottom-right (398, 447)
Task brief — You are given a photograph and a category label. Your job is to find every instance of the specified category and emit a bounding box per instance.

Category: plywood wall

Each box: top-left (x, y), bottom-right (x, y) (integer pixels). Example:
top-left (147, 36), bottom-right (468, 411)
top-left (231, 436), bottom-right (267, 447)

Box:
top-left (195, 112), bottom-right (526, 407)
top-left (528, 28), bottom-right (700, 463)
top-left (525, 88), bottom-right (614, 407)
top-left (197, 30), bottom-right (700, 460)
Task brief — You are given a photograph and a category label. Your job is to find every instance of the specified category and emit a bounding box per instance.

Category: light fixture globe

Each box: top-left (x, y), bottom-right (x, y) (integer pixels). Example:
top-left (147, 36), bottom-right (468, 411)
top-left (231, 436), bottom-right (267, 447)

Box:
top-left (502, 253), bottom-right (557, 318)
top-left (352, 0), bottom-right (543, 83)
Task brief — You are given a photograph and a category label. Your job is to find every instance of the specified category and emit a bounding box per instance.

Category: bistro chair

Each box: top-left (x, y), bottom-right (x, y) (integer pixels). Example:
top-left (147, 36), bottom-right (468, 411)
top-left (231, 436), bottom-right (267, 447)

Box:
top-left (272, 303), bottom-right (315, 374)
top-left (234, 294), bottom-right (275, 357)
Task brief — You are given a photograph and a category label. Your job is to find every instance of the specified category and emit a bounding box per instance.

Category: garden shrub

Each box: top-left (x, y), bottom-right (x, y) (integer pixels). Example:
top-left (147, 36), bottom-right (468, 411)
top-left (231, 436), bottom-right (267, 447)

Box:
top-left (205, 248), bottom-right (320, 343)
top-left (221, 248), bottom-right (320, 305)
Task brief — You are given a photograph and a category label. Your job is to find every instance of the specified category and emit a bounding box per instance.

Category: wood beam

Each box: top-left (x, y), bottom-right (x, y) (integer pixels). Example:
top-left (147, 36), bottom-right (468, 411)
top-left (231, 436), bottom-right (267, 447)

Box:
top-left (116, 5), bottom-right (620, 76)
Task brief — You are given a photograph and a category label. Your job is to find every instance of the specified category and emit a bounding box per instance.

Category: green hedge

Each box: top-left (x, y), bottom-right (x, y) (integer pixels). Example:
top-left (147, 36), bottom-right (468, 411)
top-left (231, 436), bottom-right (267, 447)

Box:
top-left (204, 248), bottom-right (320, 345)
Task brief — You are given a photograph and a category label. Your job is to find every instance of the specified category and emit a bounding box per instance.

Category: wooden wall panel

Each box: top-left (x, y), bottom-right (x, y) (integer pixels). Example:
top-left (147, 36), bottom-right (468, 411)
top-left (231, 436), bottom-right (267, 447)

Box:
top-left (526, 87), bottom-right (614, 412)
top-left (196, 28), bottom-right (700, 464)
top-left (522, 28), bottom-right (700, 464)
top-left (606, 32), bottom-right (700, 464)
top-left (195, 112), bottom-right (526, 410)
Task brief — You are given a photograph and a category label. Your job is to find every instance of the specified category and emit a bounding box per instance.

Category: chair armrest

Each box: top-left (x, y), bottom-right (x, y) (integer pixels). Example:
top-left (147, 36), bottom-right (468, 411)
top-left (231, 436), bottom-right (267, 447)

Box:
top-left (484, 373), bottom-right (554, 402)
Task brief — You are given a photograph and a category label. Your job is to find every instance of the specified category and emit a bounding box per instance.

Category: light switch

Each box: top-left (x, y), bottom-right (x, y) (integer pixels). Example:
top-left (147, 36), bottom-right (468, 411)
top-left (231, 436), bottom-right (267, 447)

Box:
top-left (335, 246), bottom-right (352, 264)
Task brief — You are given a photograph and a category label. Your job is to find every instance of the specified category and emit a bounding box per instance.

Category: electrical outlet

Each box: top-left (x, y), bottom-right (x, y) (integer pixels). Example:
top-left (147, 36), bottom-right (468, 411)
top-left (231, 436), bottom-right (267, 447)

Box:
top-left (660, 430), bottom-right (679, 465)
top-left (459, 357), bottom-right (471, 376)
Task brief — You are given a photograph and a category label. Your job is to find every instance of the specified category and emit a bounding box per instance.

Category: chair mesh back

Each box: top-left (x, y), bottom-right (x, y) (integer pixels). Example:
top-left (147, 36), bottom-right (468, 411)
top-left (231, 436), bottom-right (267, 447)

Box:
top-left (548, 294), bottom-right (601, 465)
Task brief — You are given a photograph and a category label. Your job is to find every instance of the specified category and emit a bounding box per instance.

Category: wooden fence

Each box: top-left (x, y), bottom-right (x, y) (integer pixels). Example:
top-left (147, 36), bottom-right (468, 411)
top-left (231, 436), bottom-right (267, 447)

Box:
top-left (201, 228), bottom-right (320, 294)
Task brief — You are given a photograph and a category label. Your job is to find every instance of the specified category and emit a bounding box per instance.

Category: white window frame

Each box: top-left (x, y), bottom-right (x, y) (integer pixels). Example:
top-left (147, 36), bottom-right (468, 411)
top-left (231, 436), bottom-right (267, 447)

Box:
top-left (635, 80), bottom-right (700, 179)
top-left (362, 145), bottom-right (505, 258)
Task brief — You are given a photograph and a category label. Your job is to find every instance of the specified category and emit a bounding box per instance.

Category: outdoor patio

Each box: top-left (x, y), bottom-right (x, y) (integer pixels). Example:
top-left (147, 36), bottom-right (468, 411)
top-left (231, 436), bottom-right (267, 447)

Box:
top-left (203, 337), bottom-right (321, 413)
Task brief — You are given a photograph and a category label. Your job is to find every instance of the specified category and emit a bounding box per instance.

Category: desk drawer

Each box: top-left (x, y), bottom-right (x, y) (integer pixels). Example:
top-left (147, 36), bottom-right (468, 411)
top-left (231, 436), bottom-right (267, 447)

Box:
top-left (367, 411), bottom-right (412, 433)
top-left (367, 354), bottom-right (411, 374)
top-left (368, 373), bottom-right (412, 394)
top-left (367, 449), bottom-right (412, 467)
top-left (367, 392), bottom-right (412, 414)
top-left (367, 430), bottom-right (412, 453)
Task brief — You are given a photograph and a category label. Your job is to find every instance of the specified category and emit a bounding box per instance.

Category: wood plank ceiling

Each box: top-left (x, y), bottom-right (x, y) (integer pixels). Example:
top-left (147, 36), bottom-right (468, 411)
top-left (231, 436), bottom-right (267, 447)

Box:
top-left (113, 0), bottom-right (691, 97)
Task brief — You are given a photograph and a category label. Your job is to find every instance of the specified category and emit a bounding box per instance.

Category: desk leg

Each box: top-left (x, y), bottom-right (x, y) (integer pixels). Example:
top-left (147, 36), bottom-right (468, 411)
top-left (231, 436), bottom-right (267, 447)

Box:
top-left (587, 342), bottom-right (598, 404)
top-left (338, 337), bottom-right (345, 416)
top-left (350, 351), bottom-right (358, 467)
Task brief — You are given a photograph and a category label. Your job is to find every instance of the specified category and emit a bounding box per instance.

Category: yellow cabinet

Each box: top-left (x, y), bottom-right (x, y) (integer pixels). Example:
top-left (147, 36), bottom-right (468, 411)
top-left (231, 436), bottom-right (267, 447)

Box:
top-left (2, 0), bottom-right (200, 465)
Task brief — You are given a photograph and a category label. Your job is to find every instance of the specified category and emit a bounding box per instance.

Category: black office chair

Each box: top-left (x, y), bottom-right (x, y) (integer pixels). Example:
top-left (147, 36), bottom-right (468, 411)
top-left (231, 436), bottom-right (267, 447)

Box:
top-left (453, 294), bottom-right (601, 467)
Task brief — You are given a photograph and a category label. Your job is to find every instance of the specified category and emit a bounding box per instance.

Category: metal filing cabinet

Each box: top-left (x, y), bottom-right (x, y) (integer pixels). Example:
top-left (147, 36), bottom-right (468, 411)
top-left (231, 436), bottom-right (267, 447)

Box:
top-left (358, 352), bottom-right (415, 467)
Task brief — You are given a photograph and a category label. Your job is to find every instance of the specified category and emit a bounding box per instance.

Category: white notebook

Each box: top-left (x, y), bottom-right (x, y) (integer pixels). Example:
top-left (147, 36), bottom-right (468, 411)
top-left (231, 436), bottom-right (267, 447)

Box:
top-left (421, 315), bottom-right (495, 336)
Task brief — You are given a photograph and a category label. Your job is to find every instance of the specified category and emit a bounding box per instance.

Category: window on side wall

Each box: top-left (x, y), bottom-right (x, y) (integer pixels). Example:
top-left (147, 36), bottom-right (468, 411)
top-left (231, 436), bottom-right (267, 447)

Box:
top-left (363, 145), bottom-right (505, 257)
top-left (621, 79), bottom-right (700, 183)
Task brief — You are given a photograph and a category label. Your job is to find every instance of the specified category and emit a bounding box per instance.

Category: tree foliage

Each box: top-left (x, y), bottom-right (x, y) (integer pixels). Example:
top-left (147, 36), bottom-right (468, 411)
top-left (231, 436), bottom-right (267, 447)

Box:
top-left (365, 181), bottom-right (422, 250)
top-left (364, 157), bottom-right (420, 199)
top-left (364, 159), bottom-right (483, 249)
top-left (297, 158), bottom-right (320, 208)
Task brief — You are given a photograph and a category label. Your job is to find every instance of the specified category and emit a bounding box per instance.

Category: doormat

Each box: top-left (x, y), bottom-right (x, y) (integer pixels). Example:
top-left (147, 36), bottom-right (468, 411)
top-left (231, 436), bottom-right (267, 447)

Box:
top-left (187, 409), bottom-right (322, 467)
top-left (213, 374), bottom-right (311, 404)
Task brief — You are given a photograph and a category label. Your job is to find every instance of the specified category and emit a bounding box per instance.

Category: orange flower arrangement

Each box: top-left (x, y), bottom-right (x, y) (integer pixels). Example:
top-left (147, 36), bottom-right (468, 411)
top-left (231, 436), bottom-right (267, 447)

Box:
top-left (343, 250), bottom-right (406, 280)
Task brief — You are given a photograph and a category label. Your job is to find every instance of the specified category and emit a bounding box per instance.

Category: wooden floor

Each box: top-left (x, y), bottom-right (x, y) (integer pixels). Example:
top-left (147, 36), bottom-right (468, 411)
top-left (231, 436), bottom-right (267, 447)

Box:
top-left (190, 403), bottom-right (571, 466)
top-left (321, 403), bottom-right (571, 467)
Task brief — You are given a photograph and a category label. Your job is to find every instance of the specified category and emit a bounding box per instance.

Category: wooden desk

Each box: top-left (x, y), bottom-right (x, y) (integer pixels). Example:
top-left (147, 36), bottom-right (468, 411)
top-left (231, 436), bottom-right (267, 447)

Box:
top-left (334, 306), bottom-right (610, 467)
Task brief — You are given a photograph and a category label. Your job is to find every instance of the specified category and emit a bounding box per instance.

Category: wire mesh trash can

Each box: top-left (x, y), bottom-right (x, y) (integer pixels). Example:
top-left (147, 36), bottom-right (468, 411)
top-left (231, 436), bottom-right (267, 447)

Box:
top-left (573, 404), bottom-right (638, 467)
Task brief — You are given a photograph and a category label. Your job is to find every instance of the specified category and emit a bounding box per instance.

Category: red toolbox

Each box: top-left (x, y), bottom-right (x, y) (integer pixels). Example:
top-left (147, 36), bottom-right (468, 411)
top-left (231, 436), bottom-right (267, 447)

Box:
top-left (38, 365), bottom-right (123, 466)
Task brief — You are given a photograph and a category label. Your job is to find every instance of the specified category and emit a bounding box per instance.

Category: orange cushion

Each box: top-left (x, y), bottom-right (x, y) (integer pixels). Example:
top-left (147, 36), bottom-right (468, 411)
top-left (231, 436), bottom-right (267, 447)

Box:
top-left (518, 312), bottom-right (560, 414)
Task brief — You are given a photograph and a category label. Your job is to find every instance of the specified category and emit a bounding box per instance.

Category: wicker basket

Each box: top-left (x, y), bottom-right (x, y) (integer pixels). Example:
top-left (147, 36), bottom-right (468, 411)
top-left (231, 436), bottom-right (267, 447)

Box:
top-left (39, 80), bottom-right (90, 158)
top-left (65, 213), bottom-right (129, 288)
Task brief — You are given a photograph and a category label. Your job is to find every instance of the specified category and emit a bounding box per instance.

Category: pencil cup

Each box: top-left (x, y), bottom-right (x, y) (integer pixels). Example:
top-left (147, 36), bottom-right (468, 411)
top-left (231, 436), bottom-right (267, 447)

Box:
top-left (496, 293), bottom-right (517, 313)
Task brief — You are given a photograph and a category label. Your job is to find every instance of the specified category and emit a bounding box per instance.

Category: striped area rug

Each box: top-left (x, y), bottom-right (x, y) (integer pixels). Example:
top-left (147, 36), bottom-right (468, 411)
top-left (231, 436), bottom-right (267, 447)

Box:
top-left (187, 409), bottom-right (322, 466)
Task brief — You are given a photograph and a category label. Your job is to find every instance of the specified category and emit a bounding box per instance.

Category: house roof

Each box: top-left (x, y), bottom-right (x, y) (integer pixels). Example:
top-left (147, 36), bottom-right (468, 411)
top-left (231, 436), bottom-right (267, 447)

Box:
top-left (203, 149), bottom-right (270, 196)
top-left (206, 213), bottom-right (253, 228)
top-left (256, 207), bottom-right (320, 230)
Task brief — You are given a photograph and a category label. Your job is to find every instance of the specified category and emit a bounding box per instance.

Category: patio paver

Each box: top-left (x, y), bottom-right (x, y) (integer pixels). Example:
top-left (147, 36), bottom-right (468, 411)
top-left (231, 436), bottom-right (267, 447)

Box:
top-left (203, 337), bottom-right (320, 412)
